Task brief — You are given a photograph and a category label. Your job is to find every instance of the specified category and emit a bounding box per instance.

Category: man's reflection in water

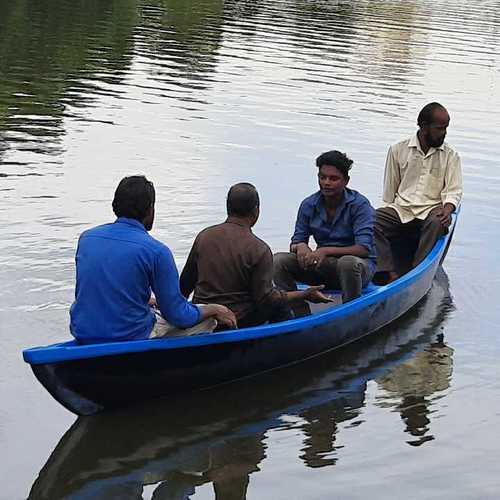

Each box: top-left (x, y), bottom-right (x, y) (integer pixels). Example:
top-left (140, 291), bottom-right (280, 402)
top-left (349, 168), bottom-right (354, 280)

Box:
top-left (300, 405), bottom-right (340, 468)
top-left (149, 435), bottom-right (265, 500)
top-left (377, 334), bottom-right (454, 446)
top-left (29, 430), bottom-right (266, 500)
top-left (299, 392), bottom-right (365, 468)
top-left (296, 332), bottom-right (453, 467)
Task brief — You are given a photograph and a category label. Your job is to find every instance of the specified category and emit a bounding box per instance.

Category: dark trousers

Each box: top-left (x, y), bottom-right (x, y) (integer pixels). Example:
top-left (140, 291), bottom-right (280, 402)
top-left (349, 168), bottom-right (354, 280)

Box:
top-left (238, 301), bottom-right (292, 329)
top-left (216, 301), bottom-right (292, 331)
top-left (273, 253), bottom-right (373, 315)
top-left (374, 207), bottom-right (447, 273)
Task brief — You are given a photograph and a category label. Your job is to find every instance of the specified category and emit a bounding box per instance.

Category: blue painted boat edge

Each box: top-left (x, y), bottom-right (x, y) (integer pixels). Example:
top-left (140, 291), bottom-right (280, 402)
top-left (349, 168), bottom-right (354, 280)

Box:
top-left (23, 213), bottom-right (457, 365)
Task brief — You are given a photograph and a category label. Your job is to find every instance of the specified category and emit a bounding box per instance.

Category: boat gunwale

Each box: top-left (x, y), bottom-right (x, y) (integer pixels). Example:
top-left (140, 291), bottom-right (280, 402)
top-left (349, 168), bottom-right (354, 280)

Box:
top-left (23, 214), bottom-right (457, 365)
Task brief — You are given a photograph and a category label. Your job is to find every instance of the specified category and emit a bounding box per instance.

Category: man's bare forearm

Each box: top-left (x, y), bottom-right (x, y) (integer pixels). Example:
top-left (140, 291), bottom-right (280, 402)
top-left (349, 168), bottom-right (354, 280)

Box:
top-left (285, 289), bottom-right (310, 304)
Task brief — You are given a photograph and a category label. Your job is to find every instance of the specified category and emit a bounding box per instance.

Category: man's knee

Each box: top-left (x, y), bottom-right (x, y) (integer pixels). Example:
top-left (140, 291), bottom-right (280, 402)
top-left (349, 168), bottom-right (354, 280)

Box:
top-left (374, 212), bottom-right (387, 231)
top-left (337, 255), bottom-right (363, 274)
top-left (273, 252), bottom-right (297, 267)
top-left (375, 208), bottom-right (402, 240)
top-left (375, 207), bottom-right (390, 220)
top-left (273, 252), bottom-right (297, 271)
top-left (376, 207), bottom-right (400, 224)
top-left (425, 213), bottom-right (447, 236)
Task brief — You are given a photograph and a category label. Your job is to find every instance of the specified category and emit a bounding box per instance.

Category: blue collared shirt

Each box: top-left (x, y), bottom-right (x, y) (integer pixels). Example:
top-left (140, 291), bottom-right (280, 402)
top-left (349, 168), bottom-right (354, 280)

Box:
top-left (291, 189), bottom-right (377, 272)
top-left (70, 217), bottom-right (200, 343)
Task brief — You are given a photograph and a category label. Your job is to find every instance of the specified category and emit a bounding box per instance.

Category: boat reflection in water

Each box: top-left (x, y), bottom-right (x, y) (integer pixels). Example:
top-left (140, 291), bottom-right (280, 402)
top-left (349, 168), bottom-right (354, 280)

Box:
top-left (29, 269), bottom-right (454, 500)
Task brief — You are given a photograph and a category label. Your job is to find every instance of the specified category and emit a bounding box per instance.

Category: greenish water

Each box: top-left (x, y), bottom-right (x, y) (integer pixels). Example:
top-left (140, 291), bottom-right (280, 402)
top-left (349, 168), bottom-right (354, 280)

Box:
top-left (1, 1), bottom-right (499, 499)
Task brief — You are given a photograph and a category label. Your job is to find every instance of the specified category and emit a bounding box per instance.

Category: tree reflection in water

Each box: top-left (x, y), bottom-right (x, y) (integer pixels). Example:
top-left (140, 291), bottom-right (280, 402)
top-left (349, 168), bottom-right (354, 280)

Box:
top-left (29, 269), bottom-right (454, 499)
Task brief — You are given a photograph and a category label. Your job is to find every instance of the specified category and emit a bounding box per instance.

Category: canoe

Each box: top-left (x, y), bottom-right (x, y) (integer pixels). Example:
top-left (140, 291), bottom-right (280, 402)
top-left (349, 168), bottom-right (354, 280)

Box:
top-left (22, 213), bottom-right (458, 416)
top-left (28, 269), bottom-right (453, 499)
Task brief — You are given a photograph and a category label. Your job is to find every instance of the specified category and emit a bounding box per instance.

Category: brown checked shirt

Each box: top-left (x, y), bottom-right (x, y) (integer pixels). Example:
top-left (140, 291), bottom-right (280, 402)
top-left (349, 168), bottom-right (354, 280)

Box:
top-left (179, 218), bottom-right (286, 321)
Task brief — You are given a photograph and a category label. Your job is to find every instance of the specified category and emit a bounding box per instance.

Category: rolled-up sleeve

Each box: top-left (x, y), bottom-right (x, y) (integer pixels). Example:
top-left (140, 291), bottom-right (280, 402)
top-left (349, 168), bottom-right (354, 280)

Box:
top-left (291, 200), bottom-right (312, 245)
top-left (152, 246), bottom-right (201, 328)
top-left (352, 200), bottom-right (375, 252)
top-left (441, 150), bottom-right (463, 209)
top-left (382, 146), bottom-right (401, 204)
top-left (251, 248), bottom-right (287, 308)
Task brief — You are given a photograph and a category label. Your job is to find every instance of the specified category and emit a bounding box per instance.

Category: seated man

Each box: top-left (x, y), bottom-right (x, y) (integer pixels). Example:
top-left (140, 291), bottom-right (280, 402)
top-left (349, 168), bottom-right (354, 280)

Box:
top-left (70, 175), bottom-right (236, 344)
top-left (273, 150), bottom-right (376, 313)
top-left (179, 183), bottom-right (332, 329)
top-left (375, 102), bottom-right (463, 281)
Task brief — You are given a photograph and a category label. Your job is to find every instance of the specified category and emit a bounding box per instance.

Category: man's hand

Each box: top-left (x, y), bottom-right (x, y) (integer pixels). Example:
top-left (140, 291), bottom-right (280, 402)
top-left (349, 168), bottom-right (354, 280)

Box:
top-left (304, 248), bottom-right (328, 269)
top-left (304, 285), bottom-right (335, 304)
top-left (199, 304), bottom-right (238, 329)
top-left (436, 204), bottom-right (454, 228)
top-left (212, 304), bottom-right (238, 329)
top-left (295, 243), bottom-right (313, 269)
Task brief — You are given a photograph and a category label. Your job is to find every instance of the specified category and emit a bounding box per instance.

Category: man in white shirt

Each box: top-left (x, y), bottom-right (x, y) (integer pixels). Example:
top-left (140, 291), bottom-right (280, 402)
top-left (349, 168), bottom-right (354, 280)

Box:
top-left (375, 102), bottom-right (463, 281)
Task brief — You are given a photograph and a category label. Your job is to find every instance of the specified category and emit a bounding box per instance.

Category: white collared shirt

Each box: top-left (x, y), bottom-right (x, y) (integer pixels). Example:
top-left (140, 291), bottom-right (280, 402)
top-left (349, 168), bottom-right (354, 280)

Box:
top-left (382, 133), bottom-right (463, 223)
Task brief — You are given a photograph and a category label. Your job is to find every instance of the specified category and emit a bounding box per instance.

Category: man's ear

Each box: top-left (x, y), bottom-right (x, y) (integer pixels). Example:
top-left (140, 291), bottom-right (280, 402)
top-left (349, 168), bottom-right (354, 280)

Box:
top-left (251, 205), bottom-right (260, 225)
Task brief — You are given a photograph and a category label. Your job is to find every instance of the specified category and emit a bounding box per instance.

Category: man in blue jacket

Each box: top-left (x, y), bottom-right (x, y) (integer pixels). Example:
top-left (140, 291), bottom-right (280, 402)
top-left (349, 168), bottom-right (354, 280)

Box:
top-left (273, 150), bottom-right (376, 315)
top-left (70, 175), bottom-right (236, 343)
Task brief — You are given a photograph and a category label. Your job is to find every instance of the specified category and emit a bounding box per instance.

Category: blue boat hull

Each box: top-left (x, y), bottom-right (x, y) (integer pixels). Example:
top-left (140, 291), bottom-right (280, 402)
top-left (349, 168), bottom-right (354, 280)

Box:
top-left (24, 215), bottom-right (457, 416)
top-left (28, 271), bottom-right (453, 499)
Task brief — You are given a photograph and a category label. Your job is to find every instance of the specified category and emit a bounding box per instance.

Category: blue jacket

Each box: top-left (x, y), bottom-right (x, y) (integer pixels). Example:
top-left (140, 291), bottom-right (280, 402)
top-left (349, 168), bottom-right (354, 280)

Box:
top-left (70, 217), bottom-right (200, 343)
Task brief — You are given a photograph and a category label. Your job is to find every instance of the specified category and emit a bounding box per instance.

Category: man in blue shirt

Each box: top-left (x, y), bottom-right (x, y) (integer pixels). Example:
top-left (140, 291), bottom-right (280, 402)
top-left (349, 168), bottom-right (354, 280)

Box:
top-left (70, 176), bottom-right (236, 343)
top-left (273, 151), bottom-right (376, 313)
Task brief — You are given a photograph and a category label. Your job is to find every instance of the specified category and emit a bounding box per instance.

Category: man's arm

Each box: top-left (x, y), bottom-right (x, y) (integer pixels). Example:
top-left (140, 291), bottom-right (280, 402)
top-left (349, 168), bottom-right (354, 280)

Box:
top-left (382, 145), bottom-right (401, 204)
top-left (251, 249), bottom-right (286, 308)
top-left (434, 150), bottom-right (462, 227)
top-left (441, 150), bottom-right (463, 211)
top-left (152, 246), bottom-right (201, 328)
top-left (290, 200), bottom-right (314, 268)
top-left (252, 249), bottom-right (333, 307)
top-left (179, 238), bottom-right (198, 299)
top-left (350, 198), bottom-right (374, 257)
top-left (290, 200), bottom-right (312, 251)
top-left (153, 246), bottom-right (237, 329)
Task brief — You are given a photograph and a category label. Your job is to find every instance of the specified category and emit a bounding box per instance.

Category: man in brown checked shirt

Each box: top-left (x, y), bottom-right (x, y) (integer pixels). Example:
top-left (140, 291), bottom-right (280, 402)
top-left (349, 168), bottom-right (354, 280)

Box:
top-left (180, 183), bottom-right (332, 329)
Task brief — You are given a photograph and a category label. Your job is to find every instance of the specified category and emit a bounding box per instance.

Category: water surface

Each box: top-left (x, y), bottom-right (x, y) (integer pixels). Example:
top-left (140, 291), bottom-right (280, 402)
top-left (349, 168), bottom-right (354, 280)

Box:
top-left (1, 1), bottom-right (500, 498)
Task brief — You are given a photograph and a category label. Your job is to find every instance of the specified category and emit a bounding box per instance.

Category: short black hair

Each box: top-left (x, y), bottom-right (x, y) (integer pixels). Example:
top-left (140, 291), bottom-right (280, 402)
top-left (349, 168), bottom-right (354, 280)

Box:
top-left (226, 183), bottom-right (259, 217)
top-left (315, 150), bottom-right (353, 179)
top-left (112, 175), bottom-right (155, 221)
top-left (417, 102), bottom-right (447, 127)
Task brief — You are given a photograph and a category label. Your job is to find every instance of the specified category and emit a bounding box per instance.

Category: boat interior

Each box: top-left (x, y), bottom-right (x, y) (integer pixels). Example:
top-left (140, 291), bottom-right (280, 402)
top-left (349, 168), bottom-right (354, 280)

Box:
top-left (306, 234), bottom-right (420, 315)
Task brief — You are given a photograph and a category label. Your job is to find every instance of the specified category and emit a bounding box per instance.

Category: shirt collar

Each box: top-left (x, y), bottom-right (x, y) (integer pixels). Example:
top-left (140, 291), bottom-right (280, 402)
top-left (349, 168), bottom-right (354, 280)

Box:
top-left (313, 188), bottom-right (355, 210)
top-left (313, 189), bottom-right (355, 224)
top-left (409, 132), bottom-right (445, 154)
top-left (115, 217), bottom-right (147, 231)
